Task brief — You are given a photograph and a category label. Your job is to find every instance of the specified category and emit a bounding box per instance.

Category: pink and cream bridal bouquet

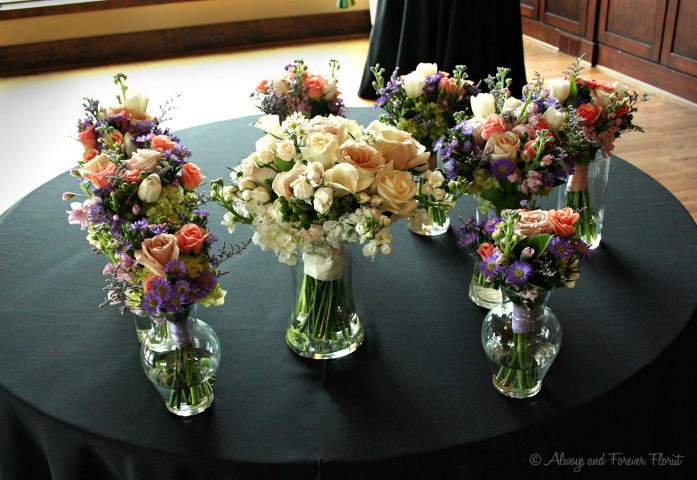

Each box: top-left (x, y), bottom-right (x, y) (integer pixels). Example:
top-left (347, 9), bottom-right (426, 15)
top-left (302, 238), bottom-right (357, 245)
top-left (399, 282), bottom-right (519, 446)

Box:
top-left (251, 59), bottom-right (345, 121)
top-left (211, 112), bottom-right (428, 358)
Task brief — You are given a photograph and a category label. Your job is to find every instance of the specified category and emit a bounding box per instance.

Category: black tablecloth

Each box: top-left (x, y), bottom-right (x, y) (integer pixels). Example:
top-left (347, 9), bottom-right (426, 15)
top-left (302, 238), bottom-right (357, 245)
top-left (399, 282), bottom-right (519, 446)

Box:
top-left (357, 0), bottom-right (528, 98)
top-left (1, 109), bottom-right (696, 479)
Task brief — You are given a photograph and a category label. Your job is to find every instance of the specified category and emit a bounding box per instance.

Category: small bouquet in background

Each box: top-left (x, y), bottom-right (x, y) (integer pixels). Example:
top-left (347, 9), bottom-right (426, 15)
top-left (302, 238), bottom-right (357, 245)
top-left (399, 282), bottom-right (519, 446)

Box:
top-left (548, 57), bottom-right (649, 247)
top-left (251, 59), bottom-right (345, 122)
top-left (458, 208), bottom-right (590, 396)
top-left (371, 62), bottom-right (477, 234)
top-left (436, 67), bottom-right (583, 215)
top-left (211, 112), bottom-right (428, 358)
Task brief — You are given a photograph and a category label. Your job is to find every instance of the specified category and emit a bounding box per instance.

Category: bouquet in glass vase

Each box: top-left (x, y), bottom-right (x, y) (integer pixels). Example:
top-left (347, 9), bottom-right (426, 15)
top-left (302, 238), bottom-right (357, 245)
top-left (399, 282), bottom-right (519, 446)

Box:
top-left (211, 113), bottom-right (427, 359)
top-left (458, 208), bottom-right (590, 398)
top-left (548, 57), bottom-right (649, 248)
top-left (435, 68), bottom-right (582, 307)
top-left (251, 59), bottom-right (345, 122)
top-left (63, 74), bottom-right (241, 415)
top-left (371, 62), bottom-right (477, 235)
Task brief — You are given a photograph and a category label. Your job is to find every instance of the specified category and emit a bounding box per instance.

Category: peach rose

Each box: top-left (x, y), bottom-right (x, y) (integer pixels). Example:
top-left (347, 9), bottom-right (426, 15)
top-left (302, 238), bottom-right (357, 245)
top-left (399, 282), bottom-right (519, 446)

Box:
top-left (175, 223), bottom-right (208, 254)
top-left (366, 121), bottom-right (430, 172)
top-left (125, 169), bottom-right (141, 183)
top-left (485, 131), bottom-right (521, 160)
top-left (181, 162), bottom-right (206, 190)
top-left (576, 102), bottom-right (603, 126)
top-left (272, 162), bottom-right (306, 199)
top-left (546, 207), bottom-right (580, 237)
top-left (476, 242), bottom-right (495, 261)
top-left (78, 125), bottom-right (98, 149)
top-left (513, 209), bottom-right (553, 238)
top-left (151, 134), bottom-right (177, 151)
top-left (90, 162), bottom-right (117, 189)
top-left (255, 78), bottom-right (270, 93)
top-left (334, 140), bottom-right (385, 173)
top-left (480, 114), bottom-right (506, 141)
top-left (305, 75), bottom-right (326, 99)
top-left (83, 148), bottom-right (99, 162)
top-left (126, 148), bottom-right (164, 172)
top-left (135, 233), bottom-right (180, 277)
top-left (142, 272), bottom-right (159, 293)
top-left (375, 162), bottom-right (417, 215)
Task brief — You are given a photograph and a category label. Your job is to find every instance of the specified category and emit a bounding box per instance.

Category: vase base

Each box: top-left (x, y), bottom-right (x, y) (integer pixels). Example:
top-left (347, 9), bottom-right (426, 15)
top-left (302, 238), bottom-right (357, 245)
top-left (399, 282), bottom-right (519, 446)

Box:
top-left (492, 376), bottom-right (542, 399)
top-left (407, 217), bottom-right (450, 237)
top-left (286, 318), bottom-right (364, 360)
top-left (164, 392), bottom-right (215, 416)
top-left (469, 282), bottom-right (503, 309)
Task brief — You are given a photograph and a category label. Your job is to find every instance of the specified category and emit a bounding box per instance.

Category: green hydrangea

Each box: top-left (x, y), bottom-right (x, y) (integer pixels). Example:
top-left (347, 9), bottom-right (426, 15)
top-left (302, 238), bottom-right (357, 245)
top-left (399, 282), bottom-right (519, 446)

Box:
top-left (145, 185), bottom-right (186, 224)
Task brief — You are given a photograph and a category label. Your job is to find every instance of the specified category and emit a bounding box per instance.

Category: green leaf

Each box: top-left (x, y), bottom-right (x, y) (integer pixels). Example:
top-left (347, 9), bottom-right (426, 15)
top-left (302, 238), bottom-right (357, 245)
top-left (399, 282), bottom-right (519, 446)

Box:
top-left (520, 234), bottom-right (552, 258)
top-left (274, 158), bottom-right (293, 172)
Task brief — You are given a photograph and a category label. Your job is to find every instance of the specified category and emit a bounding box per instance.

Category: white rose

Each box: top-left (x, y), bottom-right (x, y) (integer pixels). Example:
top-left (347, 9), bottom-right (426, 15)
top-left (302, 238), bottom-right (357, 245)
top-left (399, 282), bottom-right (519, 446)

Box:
top-left (323, 78), bottom-right (338, 100)
top-left (548, 78), bottom-right (571, 103)
top-left (470, 93), bottom-right (497, 118)
top-left (276, 140), bottom-right (296, 161)
top-left (591, 88), bottom-right (613, 108)
top-left (305, 162), bottom-right (324, 186)
top-left (366, 121), bottom-right (429, 172)
top-left (375, 162), bottom-right (417, 216)
top-left (324, 163), bottom-right (374, 197)
top-left (291, 177), bottom-right (314, 200)
top-left (301, 131), bottom-right (338, 169)
top-left (240, 156), bottom-right (277, 185)
top-left (313, 187), bottom-right (333, 214)
top-left (541, 107), bottom-right (566, 132)
top-left (402, 71), bottom-right (426, 99)
top-left (137, 173), bottom-right (162, 203)
top-left (78, 154), bottom-right (111, 178)
top-left (415, 63), bottom-right (438, 77)
top-left (126, 148), bottom-right (163, 172)
top-left (611, 81), bottom-right (629, 99)
top-left (502, 97), bottom-right (523, 113)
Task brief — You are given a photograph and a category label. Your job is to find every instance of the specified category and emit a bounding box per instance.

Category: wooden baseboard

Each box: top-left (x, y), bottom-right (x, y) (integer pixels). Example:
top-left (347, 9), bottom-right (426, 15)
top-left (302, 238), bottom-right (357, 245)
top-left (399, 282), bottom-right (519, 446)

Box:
top-left (0, 10), bottom-right (371, 77)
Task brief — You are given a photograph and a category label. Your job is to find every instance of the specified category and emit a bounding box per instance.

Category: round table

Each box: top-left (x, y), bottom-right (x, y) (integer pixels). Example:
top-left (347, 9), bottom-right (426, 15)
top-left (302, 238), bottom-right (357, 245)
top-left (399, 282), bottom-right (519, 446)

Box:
top-left (1, 109), bottom-right (695, 479)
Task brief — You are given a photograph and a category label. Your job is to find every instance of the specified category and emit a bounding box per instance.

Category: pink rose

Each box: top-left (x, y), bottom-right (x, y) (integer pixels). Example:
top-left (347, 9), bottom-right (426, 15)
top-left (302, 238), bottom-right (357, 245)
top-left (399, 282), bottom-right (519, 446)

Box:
top-left (305, 75), bottom-right (326, 99)
top-left (77, 126), bottom-right (97, 149)
top-left (90, 162), bottom-right (117, 189)
top-left (175, 223), bottom-right (208, 254)
top-left (513, 209), bottom-right (553, 238)
top-left (134, 234), bottom-right (179, 277)
top-left (480, 114), bottom-right (506, 141)
top-left (126, 148), bottom-right (164, 172)
top-left (181, 163), bottom-right (206, 190)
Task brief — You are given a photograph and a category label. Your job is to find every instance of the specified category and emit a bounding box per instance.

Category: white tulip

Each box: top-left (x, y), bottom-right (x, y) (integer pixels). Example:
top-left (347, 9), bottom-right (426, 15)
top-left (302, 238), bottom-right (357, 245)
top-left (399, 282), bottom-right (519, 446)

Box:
top-left (470, 93), bottom-right (497, 118)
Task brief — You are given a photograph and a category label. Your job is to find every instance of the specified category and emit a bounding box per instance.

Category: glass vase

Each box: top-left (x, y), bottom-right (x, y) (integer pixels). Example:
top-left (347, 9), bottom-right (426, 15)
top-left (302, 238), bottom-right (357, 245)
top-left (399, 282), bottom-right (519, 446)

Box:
top-left (132, 309), bottom-right (156, 343)
top-left (140, 305), bottom-right (220, 416)
top-left (468, 195), bottom-right (503, 308)
top-left (481, 289), bottom-right (562, 398)
top-left (286, 245), bottom-right (364, 359)
top-left (558, 151), bottom-right (610, 249)
top-left (407, 154), bottom-right (451, 237)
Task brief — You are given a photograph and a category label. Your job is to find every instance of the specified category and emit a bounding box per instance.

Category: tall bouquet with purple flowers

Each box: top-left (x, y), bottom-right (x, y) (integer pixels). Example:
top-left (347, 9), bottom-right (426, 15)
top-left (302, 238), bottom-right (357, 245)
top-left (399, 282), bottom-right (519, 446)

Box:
top-left (252, 59), bottom-right (345, 122)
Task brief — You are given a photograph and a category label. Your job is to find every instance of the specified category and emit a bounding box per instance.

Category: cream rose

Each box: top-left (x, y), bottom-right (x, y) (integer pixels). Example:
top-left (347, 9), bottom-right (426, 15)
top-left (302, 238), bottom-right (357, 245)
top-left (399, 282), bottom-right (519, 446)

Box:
top-left (306, 115), bottom-right (360, 145)
top-left (471, 93), bottom-right (497, 118)
top-left (240, 156), bottom-right (277, 185)
top-left (402, 71), bottom-right (427, 99)
top-left (137, 173), bottom-right (162, 203)
top-left (305, 161), bottom-right (324, 186)
top-left (375, 162), bottom-right (417, 216)
top-left (79, 154), bottom-right (111, 178)
top-left (548, 78), bottom-right (571, 103)
top-left (334, 140), bottom-right (385, 173)
top-left (485, 131), bottom-right (521, 160)
top-left (313, 187), bottom-right (333, 214)
top-left (366, 121), bottom-right (430, 172)
top-left (590, 88), bottom-right (614, 108)
top-left (324, 163), bottom-right (374, 197)
top-left (301, 131), bottom-right (338, 169)
top-left (290, 177), bottom-right (314, 200)
top-left (271, 162), bottom-right (305, 199)
top-left (513, 209), bottom-right (554, 238)
top-left (134, 233), bottom-right (179, 277)
top-left (276, 140), bottom-right (296, 161)
top-left (611, 81), bottom-right (628, 99)
top-left (126, 148), bottom-right (164, 172)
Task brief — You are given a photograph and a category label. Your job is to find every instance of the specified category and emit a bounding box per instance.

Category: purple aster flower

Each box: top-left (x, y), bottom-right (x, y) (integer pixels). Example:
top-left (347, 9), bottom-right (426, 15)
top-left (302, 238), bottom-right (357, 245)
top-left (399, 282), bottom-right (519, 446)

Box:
top-left (193, 209), bottom-right (209, 217)
top-left (173, 280), bottom-right (191, 298)
top-left (165, 295), bottom-right (187, 312)
top-left (572, 238), bottom-right (592, 258)
top-left (444, 159), bottom-right (460, 179)
top-left (165, 259), bottom-right (187, 278)
top-left (150, 277), bottom-right (172, 302)
top-left (456, 120), bottom-right (473, 136)
top-left (141, 292), bottom-right (161, 316)
top-left (127, 218), bottom-right (149, 232)
top-left (149, 224), bottom-right (169, 235)
top-left (505, 260), bottom-right (533, 285)
top-left (457, 231), bottom-right (478, 248)
top-left (548, 236), bottom-right (574, 258)
top-left (480, 254), bottom-right (504, 279)
top-left (491, 158), bottom-right (516, 181)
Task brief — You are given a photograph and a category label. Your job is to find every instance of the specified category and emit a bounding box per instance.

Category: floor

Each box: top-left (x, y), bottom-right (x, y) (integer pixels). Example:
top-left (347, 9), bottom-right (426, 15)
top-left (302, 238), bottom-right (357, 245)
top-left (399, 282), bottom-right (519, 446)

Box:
top-left (1, 36), bottom-right (695, 222)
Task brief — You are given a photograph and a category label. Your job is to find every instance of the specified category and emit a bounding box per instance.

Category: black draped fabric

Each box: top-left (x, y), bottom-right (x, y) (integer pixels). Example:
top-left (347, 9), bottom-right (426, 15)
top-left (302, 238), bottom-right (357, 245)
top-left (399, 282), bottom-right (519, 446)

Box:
top-left (0, 109), bottom-right (696, 479)
top-left (358, 0), bottom-right (528, 99)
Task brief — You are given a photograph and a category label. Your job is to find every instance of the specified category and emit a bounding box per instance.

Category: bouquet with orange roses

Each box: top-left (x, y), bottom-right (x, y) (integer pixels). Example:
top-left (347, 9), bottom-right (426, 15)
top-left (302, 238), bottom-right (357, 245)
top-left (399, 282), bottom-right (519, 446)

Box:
top-left (458, 208), bottom-right (590, 395)
top-left (64, 74), bottom-right (229, 319)
top-left (252, 59), bottom-right (345, 122)
top-left (548, 57), bottom-right (649, 247)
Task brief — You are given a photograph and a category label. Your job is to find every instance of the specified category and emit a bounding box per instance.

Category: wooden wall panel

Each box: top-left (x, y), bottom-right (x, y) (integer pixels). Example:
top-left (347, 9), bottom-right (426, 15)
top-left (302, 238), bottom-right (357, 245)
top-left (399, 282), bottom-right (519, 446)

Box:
top-left (660, 0), bottom-right (697, 77)
top-left (597, 0), bottom-right (667, 61)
